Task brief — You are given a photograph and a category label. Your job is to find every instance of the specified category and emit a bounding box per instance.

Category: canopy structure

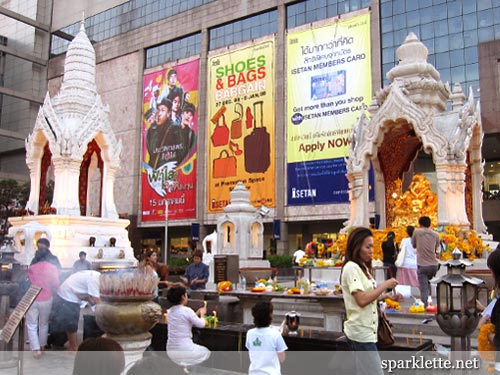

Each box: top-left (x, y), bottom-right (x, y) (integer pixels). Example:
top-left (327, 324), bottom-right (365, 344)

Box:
top-left (346, 33), bottom-right (485, 233)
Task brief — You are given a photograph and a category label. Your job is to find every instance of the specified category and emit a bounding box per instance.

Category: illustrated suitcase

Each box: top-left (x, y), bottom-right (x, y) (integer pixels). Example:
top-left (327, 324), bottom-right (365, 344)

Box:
top-left (244, 101), bottom-right (270, 173)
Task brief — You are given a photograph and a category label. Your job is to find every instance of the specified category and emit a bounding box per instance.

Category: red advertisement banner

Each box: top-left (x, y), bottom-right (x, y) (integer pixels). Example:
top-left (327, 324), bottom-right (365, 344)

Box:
top-left (141, 59), bottom-right (199, 222)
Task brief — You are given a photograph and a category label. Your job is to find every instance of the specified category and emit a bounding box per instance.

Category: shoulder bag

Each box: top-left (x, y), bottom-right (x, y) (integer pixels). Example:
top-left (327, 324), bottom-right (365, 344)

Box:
top-left (377, 304), bottom-right (395, 348)
top-left (395, 241), bottom-right (406, 268)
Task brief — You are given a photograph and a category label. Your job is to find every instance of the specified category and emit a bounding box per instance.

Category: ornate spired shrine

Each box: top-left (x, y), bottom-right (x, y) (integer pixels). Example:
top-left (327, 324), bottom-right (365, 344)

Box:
top-left (346, 33), bottom-right (486, 234)
top-left (8, 22), bottom-right (136, 267)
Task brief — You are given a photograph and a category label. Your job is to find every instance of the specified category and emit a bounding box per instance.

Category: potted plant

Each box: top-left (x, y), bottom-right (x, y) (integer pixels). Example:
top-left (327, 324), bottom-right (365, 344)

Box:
top-left (267, 254), bottom-right (294, 277)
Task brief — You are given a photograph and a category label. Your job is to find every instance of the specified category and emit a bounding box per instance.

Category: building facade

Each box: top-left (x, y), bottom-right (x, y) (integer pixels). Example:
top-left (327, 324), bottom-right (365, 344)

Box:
top-left (2, 0), bottom-right (500, 261)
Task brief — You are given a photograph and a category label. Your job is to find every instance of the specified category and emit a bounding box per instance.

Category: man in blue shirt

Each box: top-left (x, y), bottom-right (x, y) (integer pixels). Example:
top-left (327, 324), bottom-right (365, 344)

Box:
top-left (181, 249), bottom-right (209, 290)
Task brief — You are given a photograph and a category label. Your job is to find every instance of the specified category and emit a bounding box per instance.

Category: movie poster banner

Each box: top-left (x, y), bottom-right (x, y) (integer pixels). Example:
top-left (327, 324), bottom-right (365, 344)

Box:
top-left (287, 13), bottom-right (372, 205)
top-left (207, 39), bottom-right (275, 213)
top-left (141, 59), bottom-right (199, 222)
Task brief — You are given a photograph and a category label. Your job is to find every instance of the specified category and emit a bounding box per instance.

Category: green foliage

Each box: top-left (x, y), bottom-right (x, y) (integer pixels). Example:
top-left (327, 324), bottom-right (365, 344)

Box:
top-left (0, 179), bottom-right (21, 210)
top-left (167, 257), bottom-right (191, 268)
top-left (267, 254), bottom-right (293, 268)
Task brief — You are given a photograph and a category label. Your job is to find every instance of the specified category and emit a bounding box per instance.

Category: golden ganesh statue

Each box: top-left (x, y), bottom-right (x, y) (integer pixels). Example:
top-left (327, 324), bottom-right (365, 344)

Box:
top-left (388, 174), bottom-right (438, 228)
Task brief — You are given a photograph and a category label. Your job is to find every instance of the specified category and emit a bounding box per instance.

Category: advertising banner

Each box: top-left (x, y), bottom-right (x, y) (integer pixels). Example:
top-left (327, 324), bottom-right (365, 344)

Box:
top-left (287, 13), bottom-right (373, 205)
top-left (141, 59), bottom-right (199, 222)
top-left (207, 39), bottom-right (275, 213)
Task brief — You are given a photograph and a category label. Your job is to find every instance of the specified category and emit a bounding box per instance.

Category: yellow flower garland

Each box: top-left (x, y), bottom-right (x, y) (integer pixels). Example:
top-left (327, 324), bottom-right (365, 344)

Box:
top-left (478, 323), bottom-right (496, 362)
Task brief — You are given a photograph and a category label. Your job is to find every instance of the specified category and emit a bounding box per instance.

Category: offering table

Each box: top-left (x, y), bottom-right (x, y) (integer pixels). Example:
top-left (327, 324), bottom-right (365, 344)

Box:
top-left (191, 289), bottom-right (346, 332)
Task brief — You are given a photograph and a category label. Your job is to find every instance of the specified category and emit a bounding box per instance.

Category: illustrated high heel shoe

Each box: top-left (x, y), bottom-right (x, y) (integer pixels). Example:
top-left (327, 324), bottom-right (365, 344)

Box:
top-left (229, 141), bottom-right (243, 156)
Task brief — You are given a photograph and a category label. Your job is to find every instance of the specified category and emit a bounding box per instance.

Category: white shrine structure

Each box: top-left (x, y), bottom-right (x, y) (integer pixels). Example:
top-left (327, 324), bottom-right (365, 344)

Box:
top-left (216, 182), bottom-right (270, 268)
top-left (8, 21), bottom-right (136, 268)
top-left (346, 33), bottom-right (487, 234)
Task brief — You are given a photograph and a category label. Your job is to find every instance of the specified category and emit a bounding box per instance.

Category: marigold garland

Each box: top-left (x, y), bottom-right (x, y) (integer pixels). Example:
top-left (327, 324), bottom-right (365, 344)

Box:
top-left (478, 323), bottom-right (496, 362)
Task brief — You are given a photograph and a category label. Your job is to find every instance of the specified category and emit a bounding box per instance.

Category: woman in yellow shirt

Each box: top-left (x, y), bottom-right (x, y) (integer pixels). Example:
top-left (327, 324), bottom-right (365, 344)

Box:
top-left (341, 227), bottom-right (398, 375)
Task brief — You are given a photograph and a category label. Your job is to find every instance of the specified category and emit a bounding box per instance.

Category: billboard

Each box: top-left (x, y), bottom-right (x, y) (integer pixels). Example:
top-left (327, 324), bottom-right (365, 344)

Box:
top-left (141, 59), bottom-right (199, 221)
top-left (207, 39), bottom-right (275, 213)
top-left (287, 13), bottom-right (373, 205)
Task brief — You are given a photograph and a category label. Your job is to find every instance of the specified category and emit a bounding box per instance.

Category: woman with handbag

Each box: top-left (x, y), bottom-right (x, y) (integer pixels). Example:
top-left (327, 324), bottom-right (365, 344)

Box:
top-left (341, 227), bottom-right (398, 375)
top-left (395, 226), bottom-right (419, 289)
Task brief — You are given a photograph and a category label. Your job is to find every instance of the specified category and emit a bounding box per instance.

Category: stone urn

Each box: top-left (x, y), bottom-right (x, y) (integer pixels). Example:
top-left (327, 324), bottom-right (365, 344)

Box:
top-left (95, 269), bottom-right (162, 367)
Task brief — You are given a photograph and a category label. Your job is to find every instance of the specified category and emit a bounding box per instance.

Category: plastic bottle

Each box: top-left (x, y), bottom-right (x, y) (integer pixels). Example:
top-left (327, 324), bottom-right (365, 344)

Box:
top-left (300, 283), bottom-right (305, 295)
top-left (241, 276), bottom-right (246, 291)
top-left (304, 279), bottom-right (310, 294)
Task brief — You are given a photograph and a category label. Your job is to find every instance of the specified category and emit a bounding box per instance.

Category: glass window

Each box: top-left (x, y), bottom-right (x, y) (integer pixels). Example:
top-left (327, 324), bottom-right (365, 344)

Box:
top-left (439, 68), bottom-right (451, 84)
top-left (495, 24), bottom-right (500, 39)
top-left (423, 38), bottom-right (435, 55)
top-left (393, 0), bottom-right (405, 14)
top-left (382, 33), bottom-right (394, 48)
top-left (435, 52), bottom-right (450, 69)
top-left (394, 29), bottom-right (409, 46)
top-left (463, 1), bottom-right (477, 14)
top-left (350, 0), bottom-right (361, 11)
top-left (407, 10), bottom-right (420, 27)
top-left (338, 0), bottom-right (349, 14)
top-left (433, 4), bottom-right (447, 21)
top-left (478, 9), bottom-right (494, 27)
top-left (326, 3), bottom-right (338, 18)
top-left (211, 11), bottom-right (277, 50)
top-left (463, 30), bottom-right (478, 47)
top-left (382, 47), bottom-right (395, 63)
top-left (449, 33), bottom-right (464, 50)
top-left (449, 49), bottom-right (465, 67)
top-left (494, 0), bottom-right (500, 6)
top-left (451, 65), bottom-right (465, 84)
top-left (420, 0), bottom-right (432, 7)
top-left (447, 1), bottom-right (462, 18)
top-left (434, 20), bottom-right (448, 37)
top-left (448, 17), bottom-right (463, 34)
top-left (478, 0), bottom-right (493, 11)
top-left (464, 46), bottom-right (478, 64)
top-left (419, 7), bottom-right (433, 24)
top-left (51, 0), bottom-right (216, 54)
top-left (145, 33), bottom-right (201, 68)
top-left (394, 14), bottom-right (406, 30)
top-left (381, 18), bottom-right (393, 33)
top-left (406, 0), bottom-right (418, 11)
top-left (408, 26), bottom-right (420, 37)
top-left (478, 26), bottom-right (494, 42)
top-left (463, 14), bottom-right (478, 31)
top-left (381, 2), bottom-right (392, 18)
top-left (433, 0), bottom-right (446, 4)
top-left (465, 63), bottom-right (479, 82)
top-left (420, 22), bottom-right (434, 39)
top-left (434, 35), bottom-right (449, 53)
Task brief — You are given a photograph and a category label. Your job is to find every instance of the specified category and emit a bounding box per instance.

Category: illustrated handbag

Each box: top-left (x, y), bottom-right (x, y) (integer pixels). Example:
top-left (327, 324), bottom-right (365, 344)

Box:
top-left (213, 149), bottom-right (237, 178)
top-left (244, 101), bottom-right (270, 173)
top-left (377, 305), bottom-right (395, 348)
top-left (211, 114), bottom-right (230, 147)
top-left (231, 103), bottom-right (243, 139)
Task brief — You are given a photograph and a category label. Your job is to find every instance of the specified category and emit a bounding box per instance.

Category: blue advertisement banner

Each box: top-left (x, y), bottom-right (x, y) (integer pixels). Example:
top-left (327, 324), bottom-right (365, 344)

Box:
top-left (287, 158), bottom-right (374, 205)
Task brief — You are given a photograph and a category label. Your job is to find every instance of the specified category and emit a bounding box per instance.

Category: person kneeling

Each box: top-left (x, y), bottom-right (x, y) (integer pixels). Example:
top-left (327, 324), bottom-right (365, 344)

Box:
top-left (166, 286), bottom-right (210, 370)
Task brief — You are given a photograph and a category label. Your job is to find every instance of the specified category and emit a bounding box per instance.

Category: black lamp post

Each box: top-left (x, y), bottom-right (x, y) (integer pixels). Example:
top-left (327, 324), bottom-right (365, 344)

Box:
top-left (434, 249), bottom-right (484, 361)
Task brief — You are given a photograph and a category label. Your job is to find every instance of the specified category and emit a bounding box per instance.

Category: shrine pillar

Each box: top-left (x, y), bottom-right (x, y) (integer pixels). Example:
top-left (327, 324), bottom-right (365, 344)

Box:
top-left (51, 158), bottom-right (82, 216)
top-left (347, 170), bottom-right (370, 228)
top-left (435, 163), bottom-right (469, 228)
top-left (102, 164), bottom-right (119, 219)
top-left (26, 159), bottom-right (41, 214)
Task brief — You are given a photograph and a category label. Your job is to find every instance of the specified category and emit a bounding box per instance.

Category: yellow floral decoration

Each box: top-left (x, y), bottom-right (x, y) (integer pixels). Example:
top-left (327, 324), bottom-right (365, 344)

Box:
top-left (478, 323), bottom-right (495, 363)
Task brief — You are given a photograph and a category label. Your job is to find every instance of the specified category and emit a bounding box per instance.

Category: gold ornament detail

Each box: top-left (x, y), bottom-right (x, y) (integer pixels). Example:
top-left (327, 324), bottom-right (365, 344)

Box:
top-left (389, 174), bottom-right (437, 228)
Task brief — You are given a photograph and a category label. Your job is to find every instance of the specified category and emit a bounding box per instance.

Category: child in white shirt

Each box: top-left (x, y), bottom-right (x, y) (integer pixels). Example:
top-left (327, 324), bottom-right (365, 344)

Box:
top-left (246, 302), bottom-right (287, 375)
